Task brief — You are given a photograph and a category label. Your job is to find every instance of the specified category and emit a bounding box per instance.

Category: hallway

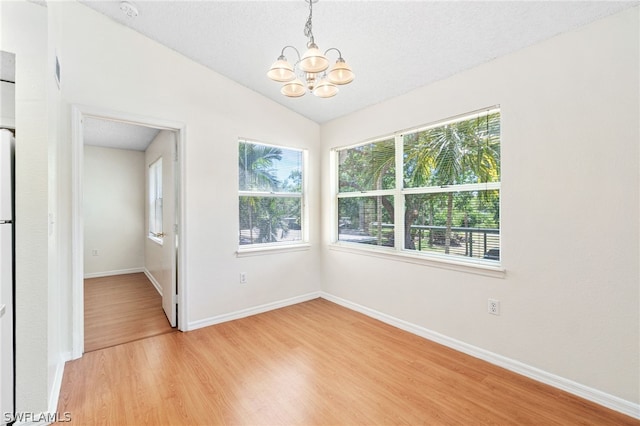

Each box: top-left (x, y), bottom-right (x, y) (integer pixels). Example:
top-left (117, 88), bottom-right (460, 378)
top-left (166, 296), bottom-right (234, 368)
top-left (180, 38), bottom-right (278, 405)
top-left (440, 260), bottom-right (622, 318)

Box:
top-left (84, 273), bottom-right (175, 352)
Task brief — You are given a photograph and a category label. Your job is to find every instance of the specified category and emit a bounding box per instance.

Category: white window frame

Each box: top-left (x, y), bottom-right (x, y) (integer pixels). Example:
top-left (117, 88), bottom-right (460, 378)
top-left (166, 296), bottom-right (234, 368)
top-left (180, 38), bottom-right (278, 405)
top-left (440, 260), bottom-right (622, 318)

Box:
top-left (331, 107), bottom-right (504, 277)
top-left (237, 139), bottom-right (309, 256)
top-left (148, 157), bottom-right (163, 245)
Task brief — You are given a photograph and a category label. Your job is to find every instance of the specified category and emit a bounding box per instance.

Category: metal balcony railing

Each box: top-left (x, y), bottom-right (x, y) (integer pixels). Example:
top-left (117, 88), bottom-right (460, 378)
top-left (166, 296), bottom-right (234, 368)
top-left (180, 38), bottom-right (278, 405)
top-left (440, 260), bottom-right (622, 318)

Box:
top-left (410, 224), bottom-right (499, 260)
top-left (339, 223), bottom-right (500, 260)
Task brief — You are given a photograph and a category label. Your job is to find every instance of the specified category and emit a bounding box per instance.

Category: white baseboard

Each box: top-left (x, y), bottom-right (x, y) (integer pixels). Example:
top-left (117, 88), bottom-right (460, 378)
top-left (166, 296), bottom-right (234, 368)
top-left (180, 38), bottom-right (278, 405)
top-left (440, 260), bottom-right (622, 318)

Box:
top-left (187, 291), bottom-right (321, 331)
top-left (320, 292), bottom-right (640, 420)
top-left (47, 352), bottom-right (70, 415)
top-left (143, 268), bottom-right (162, 296)
top-left (13, 352), bottom-right (73, 426)
top-left (83, 267), bottom-right (144, 279)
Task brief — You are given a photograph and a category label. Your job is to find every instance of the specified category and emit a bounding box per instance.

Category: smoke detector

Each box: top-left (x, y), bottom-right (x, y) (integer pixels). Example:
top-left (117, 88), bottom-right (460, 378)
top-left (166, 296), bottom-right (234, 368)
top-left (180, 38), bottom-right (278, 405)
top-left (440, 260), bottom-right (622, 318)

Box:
top-left (120, 1), bottom-right (138, 18)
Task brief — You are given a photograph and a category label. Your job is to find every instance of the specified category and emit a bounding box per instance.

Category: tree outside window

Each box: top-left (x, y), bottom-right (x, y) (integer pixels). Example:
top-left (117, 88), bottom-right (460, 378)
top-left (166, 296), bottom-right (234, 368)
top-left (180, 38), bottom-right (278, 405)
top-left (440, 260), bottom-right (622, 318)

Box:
top-left (238, 140), bottom-right (305, 247)
top-left (336, 109), bottom-right (501, 263)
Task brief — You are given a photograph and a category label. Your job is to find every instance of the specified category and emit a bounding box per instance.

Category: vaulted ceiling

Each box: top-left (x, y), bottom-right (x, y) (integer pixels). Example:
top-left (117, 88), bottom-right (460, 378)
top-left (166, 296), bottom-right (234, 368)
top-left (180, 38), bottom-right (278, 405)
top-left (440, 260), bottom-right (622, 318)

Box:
top-left (79, 1), bottom-right (635, 125)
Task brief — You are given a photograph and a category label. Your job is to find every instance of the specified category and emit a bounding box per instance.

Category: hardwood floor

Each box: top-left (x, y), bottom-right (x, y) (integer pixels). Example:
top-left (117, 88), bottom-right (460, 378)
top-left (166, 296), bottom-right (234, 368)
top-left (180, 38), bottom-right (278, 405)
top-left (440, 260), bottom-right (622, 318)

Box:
top-left (84, 272), bottom-right (176, 352)
top-left (60, 298), bottom-right (638, 425)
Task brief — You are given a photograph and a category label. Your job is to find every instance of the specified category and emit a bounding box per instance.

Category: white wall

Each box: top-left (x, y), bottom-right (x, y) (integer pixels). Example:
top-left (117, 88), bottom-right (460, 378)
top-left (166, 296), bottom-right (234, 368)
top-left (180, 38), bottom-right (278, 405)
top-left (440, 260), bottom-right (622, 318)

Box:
top-left (83, 145), bottom-right (144, 276)
top-left (0, 0), bottom-right (50, 414)
top-left (49, 1), bottom-right (322, 330)
top-left (320, 6), bottom-right (639, 406)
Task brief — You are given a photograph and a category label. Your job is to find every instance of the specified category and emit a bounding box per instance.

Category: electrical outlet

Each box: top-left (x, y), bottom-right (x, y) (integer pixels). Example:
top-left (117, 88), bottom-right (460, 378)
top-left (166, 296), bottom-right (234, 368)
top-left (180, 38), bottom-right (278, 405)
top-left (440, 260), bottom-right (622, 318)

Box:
top-left (488, 299), bottom-right (500, 315)
top-left (92, 249), bottom-right (99, 256)
top-left (240, 272), bottom-right (247, 284)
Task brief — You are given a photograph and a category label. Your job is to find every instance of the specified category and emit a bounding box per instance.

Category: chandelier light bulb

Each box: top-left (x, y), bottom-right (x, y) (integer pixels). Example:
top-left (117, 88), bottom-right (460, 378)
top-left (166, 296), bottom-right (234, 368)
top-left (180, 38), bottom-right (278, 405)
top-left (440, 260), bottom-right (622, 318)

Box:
top-left (281, 79), bottom-right (306, 97)
top-left (267, 56), bottom-right (296, 82)
top-left (327, 58), bottom-right (354, 85)
top-left (299, 43), bottom-right (329, 74)
top-left (313, 79), bottom-right (338, 98)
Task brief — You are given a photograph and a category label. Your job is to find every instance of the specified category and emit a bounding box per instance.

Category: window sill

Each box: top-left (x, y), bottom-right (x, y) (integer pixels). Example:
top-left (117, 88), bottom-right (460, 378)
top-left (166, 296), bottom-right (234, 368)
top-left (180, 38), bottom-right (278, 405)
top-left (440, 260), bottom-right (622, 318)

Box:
top-left (328, 243), bottom-right (505, 278)
top-left (236, 243), bottom-right (311, 257)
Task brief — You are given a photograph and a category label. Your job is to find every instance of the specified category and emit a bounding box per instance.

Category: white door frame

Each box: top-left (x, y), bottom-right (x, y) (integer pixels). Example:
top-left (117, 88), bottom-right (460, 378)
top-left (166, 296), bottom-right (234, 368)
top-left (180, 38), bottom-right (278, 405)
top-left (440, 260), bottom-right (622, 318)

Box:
top-left (71, 104), bottom-right (187, 359)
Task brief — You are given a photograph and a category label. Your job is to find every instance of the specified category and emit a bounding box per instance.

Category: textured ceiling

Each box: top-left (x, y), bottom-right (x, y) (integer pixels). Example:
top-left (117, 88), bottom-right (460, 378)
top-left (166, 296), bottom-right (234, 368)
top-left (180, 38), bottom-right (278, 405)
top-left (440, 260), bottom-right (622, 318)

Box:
top-left (84, 117), bottom-right (160, 151)
top-left (79, 0), bottom-right (636, 124)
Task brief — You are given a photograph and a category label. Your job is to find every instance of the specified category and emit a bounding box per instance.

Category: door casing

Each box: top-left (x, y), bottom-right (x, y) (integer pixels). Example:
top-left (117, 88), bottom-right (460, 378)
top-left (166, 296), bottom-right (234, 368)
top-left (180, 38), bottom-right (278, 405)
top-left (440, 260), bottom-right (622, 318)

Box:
top-left (70, 104), bottom-right (187, 359)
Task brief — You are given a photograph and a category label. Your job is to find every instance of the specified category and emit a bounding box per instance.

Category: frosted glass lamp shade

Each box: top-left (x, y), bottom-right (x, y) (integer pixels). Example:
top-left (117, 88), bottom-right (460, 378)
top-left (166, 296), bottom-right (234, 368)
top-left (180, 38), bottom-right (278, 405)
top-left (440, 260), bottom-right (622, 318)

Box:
top-left (299, 44), bottom-right (329, 73)
top-left (327, 58), bottom-right (354, 85)
top-left (281, 79), bottom-right (306, 97)
top-left (313, 79), bottom-right (338, 98)
top-left (267, 57), bottom-right (296, 82)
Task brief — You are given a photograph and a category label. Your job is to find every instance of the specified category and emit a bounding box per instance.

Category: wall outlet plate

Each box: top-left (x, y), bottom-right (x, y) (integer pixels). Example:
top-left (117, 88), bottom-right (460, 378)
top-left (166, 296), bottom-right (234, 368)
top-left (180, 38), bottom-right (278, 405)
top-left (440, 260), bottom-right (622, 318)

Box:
top-left (488, 299), bottom-right (500, 315)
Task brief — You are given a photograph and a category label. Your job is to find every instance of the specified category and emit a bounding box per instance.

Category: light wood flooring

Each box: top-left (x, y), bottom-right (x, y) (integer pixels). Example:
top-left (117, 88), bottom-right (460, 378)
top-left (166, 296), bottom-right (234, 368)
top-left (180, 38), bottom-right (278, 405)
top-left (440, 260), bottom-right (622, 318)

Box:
top-left (84, 272), bottom-right (175, 352)
top-left (60, 298), bottom-right (638, 425)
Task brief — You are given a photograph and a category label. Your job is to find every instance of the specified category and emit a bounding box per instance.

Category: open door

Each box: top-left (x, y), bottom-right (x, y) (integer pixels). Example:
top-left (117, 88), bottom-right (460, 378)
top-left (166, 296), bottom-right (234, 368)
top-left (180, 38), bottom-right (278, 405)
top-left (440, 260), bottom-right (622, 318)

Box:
top-left (146, 130), bottom-right (177, 327)
top-left (161, 133), bottom-right (177, 327)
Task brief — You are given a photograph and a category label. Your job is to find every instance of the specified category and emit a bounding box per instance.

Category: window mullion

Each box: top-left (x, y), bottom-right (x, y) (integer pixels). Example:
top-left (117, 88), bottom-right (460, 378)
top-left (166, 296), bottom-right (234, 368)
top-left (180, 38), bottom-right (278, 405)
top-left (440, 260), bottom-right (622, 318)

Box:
top-left (330, 150), bottom-right (338, 243)
top-left (337, 189), bottom-right (395, 198)
top-left (239, 191), bottom-right (302, 198)
top-left (394, 133), bottom-right (404, 252)
top-left (402, 182), bottom-right (501, 195)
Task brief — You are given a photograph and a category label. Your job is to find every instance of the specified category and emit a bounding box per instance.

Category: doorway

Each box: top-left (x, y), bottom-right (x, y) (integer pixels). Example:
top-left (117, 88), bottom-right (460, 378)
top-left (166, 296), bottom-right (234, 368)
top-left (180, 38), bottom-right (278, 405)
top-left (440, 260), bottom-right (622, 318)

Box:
top-left (71, 106), bottom-right (186, 358)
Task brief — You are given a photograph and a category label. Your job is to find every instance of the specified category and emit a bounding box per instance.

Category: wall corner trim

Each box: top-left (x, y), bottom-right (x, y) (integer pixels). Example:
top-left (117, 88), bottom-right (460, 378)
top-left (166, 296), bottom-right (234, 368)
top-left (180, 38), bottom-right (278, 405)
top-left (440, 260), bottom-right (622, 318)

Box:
top-left (319, 292), bottom-right (640, 420)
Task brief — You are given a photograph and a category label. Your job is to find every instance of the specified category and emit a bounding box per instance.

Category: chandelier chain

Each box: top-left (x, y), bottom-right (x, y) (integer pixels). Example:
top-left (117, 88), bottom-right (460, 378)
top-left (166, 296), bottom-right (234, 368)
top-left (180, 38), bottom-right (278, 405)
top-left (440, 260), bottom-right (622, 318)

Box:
top-left (304, 0), bottom-right (315, 45)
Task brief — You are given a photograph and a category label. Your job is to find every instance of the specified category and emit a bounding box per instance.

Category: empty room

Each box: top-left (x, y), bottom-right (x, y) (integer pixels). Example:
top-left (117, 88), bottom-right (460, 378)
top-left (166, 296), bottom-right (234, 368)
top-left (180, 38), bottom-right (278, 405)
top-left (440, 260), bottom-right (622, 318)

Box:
top-left (0, 0), bottom-right (638, 425)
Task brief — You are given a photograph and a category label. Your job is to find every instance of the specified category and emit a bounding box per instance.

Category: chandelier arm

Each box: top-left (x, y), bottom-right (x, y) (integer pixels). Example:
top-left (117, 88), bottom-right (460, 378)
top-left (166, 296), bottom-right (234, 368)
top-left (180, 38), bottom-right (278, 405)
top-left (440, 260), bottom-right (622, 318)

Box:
top-left (323, 47), bottom-right (344, 59)
top-left (280, 45), bottom-right (302, 62)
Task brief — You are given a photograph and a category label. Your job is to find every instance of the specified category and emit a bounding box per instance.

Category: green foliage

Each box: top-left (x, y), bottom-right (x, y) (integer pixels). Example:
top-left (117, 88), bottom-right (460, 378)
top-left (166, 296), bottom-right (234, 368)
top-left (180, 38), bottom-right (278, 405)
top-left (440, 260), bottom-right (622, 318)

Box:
top-left (240, 196), bottom-right (300, 243)
top-left (282, 169), bottom-right (302, 193)
top-left (239, 142), bottom-right (283, 191)
top-left (238, 141), bottom-right (303, 245)
top-left (404, 112), bottom-right (501, 187)
top-left (338, 139), bottom-right (395, 192)
top-left (338, 112), bottom-right (501, 255)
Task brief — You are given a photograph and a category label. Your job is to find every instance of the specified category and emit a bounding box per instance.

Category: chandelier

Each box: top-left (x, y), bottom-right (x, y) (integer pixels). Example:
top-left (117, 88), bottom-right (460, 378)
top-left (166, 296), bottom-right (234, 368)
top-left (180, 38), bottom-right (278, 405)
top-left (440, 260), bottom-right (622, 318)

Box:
top-left (267, 0), bottom-right (354, 98)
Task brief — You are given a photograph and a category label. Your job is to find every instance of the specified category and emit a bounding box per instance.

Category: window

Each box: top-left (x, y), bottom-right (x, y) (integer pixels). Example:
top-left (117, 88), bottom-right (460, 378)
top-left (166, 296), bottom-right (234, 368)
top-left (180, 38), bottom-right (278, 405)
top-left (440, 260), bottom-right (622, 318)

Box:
top-left (238, 140), bottom-right (306, 248)
top-left (335, 108), bottom-right (501, 264)
top-left (148, 157), bottom-right (163, 242)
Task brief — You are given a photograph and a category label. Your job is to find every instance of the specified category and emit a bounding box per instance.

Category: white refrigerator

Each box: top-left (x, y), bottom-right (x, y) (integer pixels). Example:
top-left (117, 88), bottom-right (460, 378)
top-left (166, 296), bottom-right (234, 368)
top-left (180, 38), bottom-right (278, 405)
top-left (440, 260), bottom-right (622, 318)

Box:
top-left (0, 129), bottom-right (14, 424)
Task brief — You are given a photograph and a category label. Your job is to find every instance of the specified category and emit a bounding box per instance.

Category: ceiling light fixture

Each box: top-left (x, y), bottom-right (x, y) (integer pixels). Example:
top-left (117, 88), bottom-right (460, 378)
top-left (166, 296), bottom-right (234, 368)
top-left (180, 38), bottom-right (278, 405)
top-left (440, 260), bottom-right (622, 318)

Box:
top-left (267, 0), bottom-right (354, 99)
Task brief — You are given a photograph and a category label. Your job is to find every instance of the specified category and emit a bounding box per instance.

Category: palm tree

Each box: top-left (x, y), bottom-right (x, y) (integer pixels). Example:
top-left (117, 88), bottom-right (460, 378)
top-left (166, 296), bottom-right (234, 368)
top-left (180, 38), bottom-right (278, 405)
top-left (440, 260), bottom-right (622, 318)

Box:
top-left (369, 113), bottom-right (500, 252)
top-left (406, 113), bottom-right (500, 253)
top-left (239, 142), bottom-right (282, 191)
top-left (239, 142), bottom-right (282, 243)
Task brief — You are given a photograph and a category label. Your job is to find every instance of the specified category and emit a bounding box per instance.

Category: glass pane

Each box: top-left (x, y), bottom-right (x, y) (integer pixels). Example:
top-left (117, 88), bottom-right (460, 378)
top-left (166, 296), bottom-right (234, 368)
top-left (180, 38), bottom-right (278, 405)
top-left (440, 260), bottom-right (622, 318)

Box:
top-left (404, 190), bottom-right (499, 260)
top-left (239, 141), bottom-right (303, 193)
top-left (239, 196), bottom-right (302, 245)
top-left (404, 112), bottom-right (500, 188)
top-left (338, 139), bottom-right (395, 192)
top-left (338, 196), bottom-right (394, 247)
top-left (149, 158), bottom-right (163, 236)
